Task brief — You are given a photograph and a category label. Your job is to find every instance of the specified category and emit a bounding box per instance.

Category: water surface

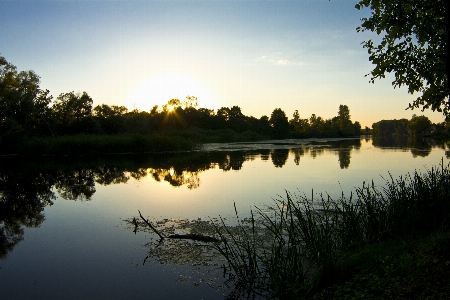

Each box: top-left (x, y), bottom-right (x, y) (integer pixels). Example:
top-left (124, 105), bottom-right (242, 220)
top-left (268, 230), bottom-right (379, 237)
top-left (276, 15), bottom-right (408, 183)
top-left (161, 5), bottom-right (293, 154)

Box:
top-left (0, 136), bottom-right (448, 299)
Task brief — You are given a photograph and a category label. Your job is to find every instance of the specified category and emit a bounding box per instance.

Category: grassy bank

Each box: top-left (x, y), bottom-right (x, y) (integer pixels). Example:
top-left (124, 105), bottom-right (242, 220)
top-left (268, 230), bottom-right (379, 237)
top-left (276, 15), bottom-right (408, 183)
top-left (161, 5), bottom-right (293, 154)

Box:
top-left (1, 133), bottom-right (199, 156)
top-left (212, 161), bottom-right (450, 299)
top-left (0, 128), bottom-right (270, 156)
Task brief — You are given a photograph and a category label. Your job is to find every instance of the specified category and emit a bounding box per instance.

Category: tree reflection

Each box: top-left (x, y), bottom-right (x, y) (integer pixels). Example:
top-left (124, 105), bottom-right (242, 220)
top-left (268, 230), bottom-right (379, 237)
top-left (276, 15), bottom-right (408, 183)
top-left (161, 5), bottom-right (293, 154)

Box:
top-left (217, 152), bottom-right (246, 171)
top-left (271, 149), bottom-right (289, 168)
top-left (94, 166), bottom-right (129, 185)
top-left (0, 169), bottom-right (55, 258)
top-left (148, 168), bottom-right (201, 190)
top-left (338, 150), bottom-right (351, 169)
top-left (334, 139), bottom-right (360, 169)
top-left (55, 168), bottom-right (96, 201)
top-left (292, 148), bottom-right (305, 165)
top-left (260, 149), bottom-right (271, 161)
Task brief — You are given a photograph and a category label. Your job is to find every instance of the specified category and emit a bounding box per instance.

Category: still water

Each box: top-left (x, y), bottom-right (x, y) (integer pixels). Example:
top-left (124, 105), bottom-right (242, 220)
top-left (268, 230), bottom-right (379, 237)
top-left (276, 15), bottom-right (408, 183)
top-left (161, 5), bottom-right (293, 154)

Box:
top-left (0, 136), bottom-right (448, 299)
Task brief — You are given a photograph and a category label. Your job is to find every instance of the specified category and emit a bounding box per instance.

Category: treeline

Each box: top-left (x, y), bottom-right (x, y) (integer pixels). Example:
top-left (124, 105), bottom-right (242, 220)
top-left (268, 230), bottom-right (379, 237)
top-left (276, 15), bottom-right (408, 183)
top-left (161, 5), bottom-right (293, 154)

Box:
top-left (0, 56), bottom-right (361, 147)
top-left (372, 115), bottom-right (450, 138)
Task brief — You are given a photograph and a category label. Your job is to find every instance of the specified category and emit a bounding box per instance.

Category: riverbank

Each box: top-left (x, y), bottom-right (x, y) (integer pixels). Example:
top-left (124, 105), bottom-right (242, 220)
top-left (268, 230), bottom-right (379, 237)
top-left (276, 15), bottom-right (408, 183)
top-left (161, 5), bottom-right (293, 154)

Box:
top-left (0, 129), bottom-right (270, 156)
top-left (312, 230), bottom-right (450, 299)
top-left (212, 160), bottom-right (450, 299)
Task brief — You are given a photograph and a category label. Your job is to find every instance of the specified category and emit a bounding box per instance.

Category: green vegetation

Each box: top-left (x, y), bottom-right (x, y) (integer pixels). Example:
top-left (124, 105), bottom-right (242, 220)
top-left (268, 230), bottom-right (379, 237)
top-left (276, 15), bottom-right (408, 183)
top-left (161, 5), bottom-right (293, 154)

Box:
top-left (1, 56), bottom-right (362, 155)
top-left (2, 133), bottom-right (199, 156)
top-left (356, 0), bottom-right (449, 115)
top-left (211, 161), bottom-right (450, 298)
top-left (371, 114), bottom-right (450, 139)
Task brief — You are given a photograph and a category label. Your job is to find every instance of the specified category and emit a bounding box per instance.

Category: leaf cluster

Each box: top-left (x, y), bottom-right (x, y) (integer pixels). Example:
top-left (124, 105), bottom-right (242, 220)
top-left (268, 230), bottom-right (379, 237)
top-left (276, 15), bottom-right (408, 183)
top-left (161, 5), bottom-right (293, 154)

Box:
top-left (356, 0), bottom-right (449, 114)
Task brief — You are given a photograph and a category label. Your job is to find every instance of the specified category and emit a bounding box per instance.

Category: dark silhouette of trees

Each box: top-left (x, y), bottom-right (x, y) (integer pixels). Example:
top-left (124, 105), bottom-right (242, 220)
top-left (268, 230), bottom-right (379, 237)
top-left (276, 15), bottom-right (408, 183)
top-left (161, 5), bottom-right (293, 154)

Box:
top-left (270, 108), bottom-right (290, 138)
top-left (51, 91), bottom-right (95, 135)
top-left (407, 115), bottom-right (432, 137)
top-left (356, 0), bottom-right (450, 115)
top-left (0, 168), bottom-right (56, 258)
top-left (372, 115), bottom-right (432, 138)
top-left (288, 105), bottom-right (360, 138)
top-left (0, 56), bottom-right (53, 141)
top-left (93, 104), bottom-right (128, 134)
top-left (271, 149), bottom-right (289, 168)
top-left (1, 55), bottom-right (367, 150)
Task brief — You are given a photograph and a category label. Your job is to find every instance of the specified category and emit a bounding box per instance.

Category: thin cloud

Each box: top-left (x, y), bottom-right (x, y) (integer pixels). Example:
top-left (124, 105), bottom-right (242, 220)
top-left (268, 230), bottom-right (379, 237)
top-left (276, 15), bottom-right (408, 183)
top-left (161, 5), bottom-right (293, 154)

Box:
top-left (256, 53), bottom-right (304, 66)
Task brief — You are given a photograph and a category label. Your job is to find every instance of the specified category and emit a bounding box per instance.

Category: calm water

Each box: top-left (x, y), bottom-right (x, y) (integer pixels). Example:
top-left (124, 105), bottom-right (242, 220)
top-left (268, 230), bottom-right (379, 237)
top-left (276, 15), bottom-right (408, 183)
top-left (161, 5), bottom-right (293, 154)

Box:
top-left (0, 136), bottom-right (448, 299)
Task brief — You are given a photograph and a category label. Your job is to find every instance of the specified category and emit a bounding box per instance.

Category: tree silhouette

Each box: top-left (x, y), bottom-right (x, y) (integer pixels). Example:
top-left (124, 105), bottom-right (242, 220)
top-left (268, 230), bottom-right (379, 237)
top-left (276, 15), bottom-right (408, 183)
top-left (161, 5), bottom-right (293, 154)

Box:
top-left (356, 0), bottom-right (450, 115)
top-left (270, 108), bottom-right (290, 138)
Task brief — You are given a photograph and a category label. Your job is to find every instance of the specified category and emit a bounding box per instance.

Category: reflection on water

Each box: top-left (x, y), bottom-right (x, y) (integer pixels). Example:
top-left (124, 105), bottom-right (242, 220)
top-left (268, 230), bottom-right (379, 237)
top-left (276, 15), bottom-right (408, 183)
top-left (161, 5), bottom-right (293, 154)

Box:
top-left (0, 136), bottom-right (449, 298)
top-left (0, 169), bottom-right (55, 259)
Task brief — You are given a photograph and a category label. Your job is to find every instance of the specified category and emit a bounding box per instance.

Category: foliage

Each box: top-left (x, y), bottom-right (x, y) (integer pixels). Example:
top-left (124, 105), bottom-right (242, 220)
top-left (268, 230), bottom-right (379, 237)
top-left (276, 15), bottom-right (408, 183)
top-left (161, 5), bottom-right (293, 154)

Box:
top-left (0, 56), bottom-right (53, 140)
top-left (356, 0), bottom-right (450, 115)
top-left (407, 114), bottom-right (433, 136)
top-left (314, 231), bottom-right (450, 300)
top-left (290, 105), bottom-right (361, 138)
top-left (372, 115), bottom-right (433, 137)
top-left (51, 91), bottom-right (95, 135)
top-left (270, 108), bottom-right (290, 138)
top-left (372, 118), bottom-right (409, 137)
top-left (212, 160), bottom-right (450, 298)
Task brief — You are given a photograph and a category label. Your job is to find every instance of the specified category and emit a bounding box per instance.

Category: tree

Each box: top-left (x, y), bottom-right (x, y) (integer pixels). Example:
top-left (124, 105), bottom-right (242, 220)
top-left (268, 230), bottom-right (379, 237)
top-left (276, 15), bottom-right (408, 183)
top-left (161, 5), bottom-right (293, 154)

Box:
top-left (270, 108), bottom-right (290, 138)
top-left (356, 1), bottom-right (450, 115)
top-left (337, 104), bottom-right (351, 130)
top-left (407, 114), bottom-right (432, 136)
top-left (0, 56), bottom-right (53, 140)
top-left (162, 98), bottom-right (182, 112)
top-left (52, 91), bottom-right (94, 134)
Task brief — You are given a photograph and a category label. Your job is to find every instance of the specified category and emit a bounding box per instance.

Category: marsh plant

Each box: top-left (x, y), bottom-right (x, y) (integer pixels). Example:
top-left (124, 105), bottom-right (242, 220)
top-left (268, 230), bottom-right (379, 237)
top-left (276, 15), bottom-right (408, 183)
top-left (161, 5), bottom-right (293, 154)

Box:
top-left (211, 160), bottom-right (450, 298)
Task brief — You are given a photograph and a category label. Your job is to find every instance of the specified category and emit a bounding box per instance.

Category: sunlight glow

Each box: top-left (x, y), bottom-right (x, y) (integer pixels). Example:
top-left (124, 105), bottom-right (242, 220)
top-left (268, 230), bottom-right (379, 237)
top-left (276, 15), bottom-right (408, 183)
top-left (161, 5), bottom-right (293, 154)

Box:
top-left (125, 72), bottom-right (218, 112)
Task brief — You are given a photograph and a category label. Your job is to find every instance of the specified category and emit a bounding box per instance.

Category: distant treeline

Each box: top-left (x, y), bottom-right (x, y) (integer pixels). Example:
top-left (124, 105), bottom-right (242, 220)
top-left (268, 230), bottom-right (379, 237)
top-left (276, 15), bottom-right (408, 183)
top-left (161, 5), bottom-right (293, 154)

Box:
top-left (371, 115), bottom-right (450, 138)
top-left (0, 56), bottom-right (361, 148)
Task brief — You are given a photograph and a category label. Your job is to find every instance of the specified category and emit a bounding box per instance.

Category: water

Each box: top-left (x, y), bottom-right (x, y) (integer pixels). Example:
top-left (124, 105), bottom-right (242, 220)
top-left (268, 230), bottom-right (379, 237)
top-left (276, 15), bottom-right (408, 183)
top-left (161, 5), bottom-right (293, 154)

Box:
top-left (0, 136), bottom-right (448, 299)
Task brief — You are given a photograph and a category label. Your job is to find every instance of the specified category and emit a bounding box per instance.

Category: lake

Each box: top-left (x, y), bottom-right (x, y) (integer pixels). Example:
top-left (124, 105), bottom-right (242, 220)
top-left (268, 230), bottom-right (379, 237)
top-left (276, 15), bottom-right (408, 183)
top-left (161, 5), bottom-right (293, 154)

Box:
top-left (0, 136), bottom-right (448, 299)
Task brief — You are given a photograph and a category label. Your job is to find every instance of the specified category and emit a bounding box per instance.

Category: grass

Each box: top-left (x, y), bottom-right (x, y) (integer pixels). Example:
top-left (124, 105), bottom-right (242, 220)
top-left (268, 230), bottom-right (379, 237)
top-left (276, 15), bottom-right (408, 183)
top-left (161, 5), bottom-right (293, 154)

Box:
top-left (313, 231), bottom-right (450, 299)
top-left (0, 128), bottom-right (270, 156)
top-left (0, 133), bottom-right (200, 156)
top-left (211, 159), bottom-right (450, 299)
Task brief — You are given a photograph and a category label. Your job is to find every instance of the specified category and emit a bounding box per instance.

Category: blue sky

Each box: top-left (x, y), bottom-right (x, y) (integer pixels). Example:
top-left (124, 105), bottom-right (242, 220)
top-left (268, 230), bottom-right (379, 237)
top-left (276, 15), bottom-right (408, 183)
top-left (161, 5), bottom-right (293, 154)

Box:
top-left (1, 0), bottom-right (445, 127)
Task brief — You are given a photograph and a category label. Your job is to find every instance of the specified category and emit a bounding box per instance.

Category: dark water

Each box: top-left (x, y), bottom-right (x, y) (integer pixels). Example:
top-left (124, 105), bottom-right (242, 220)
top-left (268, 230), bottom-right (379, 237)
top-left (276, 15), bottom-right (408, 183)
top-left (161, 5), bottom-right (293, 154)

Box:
top-left (0, 136), bottom-right (448, 299)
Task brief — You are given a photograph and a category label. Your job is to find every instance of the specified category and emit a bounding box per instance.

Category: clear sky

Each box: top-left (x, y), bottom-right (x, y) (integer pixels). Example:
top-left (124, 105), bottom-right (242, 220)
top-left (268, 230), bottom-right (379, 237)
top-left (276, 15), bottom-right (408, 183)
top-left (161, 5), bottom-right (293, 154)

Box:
top-left (0, 0), bottom-right (445, 128)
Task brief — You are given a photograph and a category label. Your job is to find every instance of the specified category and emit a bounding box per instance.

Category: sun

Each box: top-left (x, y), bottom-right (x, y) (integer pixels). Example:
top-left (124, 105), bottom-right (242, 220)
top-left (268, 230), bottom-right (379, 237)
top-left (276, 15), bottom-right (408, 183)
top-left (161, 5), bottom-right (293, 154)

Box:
top-left (166, 104), bottom-right (175, 112)
top-left (125, 72), bottom-right (218, 112)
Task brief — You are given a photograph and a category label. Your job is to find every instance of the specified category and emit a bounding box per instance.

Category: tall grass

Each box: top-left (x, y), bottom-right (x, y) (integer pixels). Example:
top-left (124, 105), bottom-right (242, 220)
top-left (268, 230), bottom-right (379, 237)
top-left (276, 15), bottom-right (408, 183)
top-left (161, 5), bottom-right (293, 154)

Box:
top-left (212, 160), bottom-right (450, 298)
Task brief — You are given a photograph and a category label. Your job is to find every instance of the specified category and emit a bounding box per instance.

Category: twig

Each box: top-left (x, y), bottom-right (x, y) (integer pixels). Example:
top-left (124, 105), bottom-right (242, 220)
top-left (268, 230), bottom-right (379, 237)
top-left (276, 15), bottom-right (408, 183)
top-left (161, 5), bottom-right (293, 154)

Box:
top-left (138, 210), bottom-right (166, 240)
top-left (138, 210), bottom-right (220, 243)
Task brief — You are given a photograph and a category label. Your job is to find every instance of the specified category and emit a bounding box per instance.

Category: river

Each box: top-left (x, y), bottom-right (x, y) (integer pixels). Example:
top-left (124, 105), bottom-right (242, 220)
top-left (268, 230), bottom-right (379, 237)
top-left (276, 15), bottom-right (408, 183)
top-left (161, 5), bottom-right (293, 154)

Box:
top-left (0, 136), bottom-right (448, 299)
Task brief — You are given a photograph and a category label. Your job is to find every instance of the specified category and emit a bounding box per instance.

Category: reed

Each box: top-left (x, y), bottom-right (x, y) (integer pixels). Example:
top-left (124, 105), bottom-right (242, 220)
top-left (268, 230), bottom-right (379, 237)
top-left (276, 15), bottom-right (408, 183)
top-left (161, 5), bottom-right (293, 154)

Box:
top-left (212, 159), bottom-right (450, 298)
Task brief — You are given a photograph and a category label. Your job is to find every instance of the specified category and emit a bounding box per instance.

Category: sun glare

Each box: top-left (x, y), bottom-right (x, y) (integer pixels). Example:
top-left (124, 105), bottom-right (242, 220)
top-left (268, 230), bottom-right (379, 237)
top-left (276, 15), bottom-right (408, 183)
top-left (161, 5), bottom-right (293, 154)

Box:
top-left (125, 73), bottom-right (218, 112)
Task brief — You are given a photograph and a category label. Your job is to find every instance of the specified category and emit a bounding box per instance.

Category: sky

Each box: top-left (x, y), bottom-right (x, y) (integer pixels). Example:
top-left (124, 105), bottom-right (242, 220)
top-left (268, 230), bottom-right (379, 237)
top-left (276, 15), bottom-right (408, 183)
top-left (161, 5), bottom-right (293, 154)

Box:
top-left (0, 0), bottom-right (445, 128)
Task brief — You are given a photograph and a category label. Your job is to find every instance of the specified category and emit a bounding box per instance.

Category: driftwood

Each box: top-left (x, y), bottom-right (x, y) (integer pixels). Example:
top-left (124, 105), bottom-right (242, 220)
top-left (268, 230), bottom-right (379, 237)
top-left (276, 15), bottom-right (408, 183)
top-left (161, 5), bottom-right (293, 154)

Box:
top-left (138, 210), bottom-right (220, 243)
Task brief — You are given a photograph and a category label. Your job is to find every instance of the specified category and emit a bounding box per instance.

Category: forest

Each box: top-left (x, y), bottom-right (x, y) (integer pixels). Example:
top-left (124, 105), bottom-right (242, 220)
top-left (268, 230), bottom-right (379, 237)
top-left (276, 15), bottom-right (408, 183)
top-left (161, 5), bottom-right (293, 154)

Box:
top-left (1, 55), bottom-right (361, 154)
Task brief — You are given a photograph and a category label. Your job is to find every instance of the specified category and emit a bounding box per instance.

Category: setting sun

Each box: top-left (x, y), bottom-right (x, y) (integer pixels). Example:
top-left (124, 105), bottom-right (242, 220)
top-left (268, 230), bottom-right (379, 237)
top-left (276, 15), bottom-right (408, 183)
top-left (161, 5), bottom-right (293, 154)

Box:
top-left (166, 104), bottom-right (175, 112)
top-left (125, 72), bottom-right (218, 112)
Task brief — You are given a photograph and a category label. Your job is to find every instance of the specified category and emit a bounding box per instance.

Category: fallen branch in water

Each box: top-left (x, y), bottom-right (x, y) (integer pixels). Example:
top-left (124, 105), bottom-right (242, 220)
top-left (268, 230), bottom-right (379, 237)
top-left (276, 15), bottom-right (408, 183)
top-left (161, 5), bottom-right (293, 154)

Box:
top-left (167, 233), bottom-right (220, 243)
top-left (138, 210), bottom-right (165, 240)
top-left (138, 210), bottom-right (220, 243)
